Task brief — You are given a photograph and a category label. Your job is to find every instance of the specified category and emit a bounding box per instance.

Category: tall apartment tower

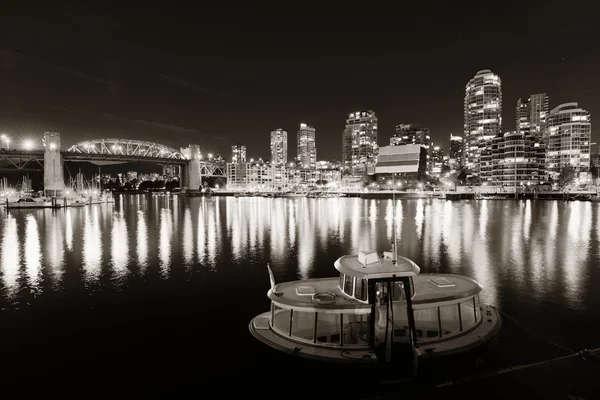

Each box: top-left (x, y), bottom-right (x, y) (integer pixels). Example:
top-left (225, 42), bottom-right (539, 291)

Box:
top-left (545, 102), bottom-right (591, 177)
top-left (516, 93), bottom-right (549, 180)
top-left (270, 128), bottom-right (288, 166)
top-left (341, 110), bottom-right (378, 174)
top-left (464, 69), bottom-right (502, 175)
top-left (390, 124), bottom-right (431, 148)
top-left (449, 134), bottom-right (463, 169)
top-left (231, 143), bottom-right (247, 163)
top-left (297, 123), bottom-right (317, 169)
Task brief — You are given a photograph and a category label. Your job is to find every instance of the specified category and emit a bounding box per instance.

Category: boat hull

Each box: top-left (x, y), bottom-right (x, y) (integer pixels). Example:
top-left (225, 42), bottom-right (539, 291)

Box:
top-left (249, 304), bottom-right (501, 365)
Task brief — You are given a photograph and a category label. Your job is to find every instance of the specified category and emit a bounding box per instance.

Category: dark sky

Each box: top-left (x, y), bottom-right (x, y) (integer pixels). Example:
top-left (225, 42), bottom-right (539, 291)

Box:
top-left (0, 1), bottom-right (597, 160)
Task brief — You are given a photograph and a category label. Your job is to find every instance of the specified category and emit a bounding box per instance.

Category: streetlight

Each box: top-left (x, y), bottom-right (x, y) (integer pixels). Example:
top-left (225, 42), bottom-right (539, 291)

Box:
top-left (23, 140), bottom-right (33, 150)
top-left (1, 134), bottom-right (10, 149)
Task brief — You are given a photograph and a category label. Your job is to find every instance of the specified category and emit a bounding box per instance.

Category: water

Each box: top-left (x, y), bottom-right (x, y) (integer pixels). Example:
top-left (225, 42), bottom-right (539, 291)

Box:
top-left (1, 195), bottom-right (599, 390)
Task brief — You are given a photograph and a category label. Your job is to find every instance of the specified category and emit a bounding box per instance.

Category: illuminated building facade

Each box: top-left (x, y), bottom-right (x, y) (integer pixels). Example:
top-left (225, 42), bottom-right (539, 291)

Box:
top-left (297, 123), bottom-right (317, 169)
top-left (231, 143), bottom-right (247, 163)
top-left (341, 110), bottom-right (378, 174)
top-left (390, 124), bottom-right (431, 148)
top-left (449, 134), bottom-right (463, 169)
top-left (270, 128), bottom-right (288, 166)
top-left (464, 69), bottom-right (502, 176)
top-left (545, 102), bottom-right (591, 177)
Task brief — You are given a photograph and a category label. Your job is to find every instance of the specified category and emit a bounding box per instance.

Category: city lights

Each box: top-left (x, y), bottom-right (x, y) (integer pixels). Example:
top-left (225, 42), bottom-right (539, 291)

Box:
top-left (23, 140), bottom-right (33, 150)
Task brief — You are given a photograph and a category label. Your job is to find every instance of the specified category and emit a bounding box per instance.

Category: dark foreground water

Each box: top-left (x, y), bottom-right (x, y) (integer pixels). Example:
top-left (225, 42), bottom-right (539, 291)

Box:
top-left (1, 195), bottom-right (599, 394)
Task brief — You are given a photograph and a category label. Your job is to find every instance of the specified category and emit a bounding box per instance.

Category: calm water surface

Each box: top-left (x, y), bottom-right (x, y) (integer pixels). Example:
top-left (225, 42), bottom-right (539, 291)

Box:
top-left (1, 195), bottom-right (599, 386)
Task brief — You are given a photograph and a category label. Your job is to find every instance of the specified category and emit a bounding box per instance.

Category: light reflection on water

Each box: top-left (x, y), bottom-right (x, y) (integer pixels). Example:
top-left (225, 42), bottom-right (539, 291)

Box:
top-left (0, 196), bottom-right (599, 320)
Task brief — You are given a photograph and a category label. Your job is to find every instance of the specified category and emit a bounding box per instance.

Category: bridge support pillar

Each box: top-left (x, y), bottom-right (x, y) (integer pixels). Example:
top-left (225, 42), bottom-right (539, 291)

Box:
top-left (43, 131), bottom-right (65, 196)
top-left (182, 144), bottom-right (202, 192)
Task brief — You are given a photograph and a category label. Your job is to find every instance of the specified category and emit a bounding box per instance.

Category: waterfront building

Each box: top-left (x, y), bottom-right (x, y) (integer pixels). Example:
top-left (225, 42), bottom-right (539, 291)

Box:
top-left (371, 144), bottom-right (427, 182)
top-left (342, 110), bottom-right (378, 175)
top-left (464, 69), bottom-right (502, 175)
top-left (297, 123), bottom-right (317, 169)
top-left (390, 124), bottom-right (431, 148)
top-left (491, 131), bottom-right (543, 188)
top-left (517, 93), bottom-right (548, 178)
top-left (231, 143), bottom-right (246, 163)
top-left (449, 134), bottom-right (463, 169)
top-left (226, 161), bottom-right (273, 191)
top-left (270, 128), bottom-right (288, 166)
top-left (545, 102), bottom-right (591, 178)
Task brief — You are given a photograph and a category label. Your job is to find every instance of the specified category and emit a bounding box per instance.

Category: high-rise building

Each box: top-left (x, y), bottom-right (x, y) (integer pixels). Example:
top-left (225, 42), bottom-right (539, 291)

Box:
top-left (297, 123), bottom-right (317, 169)
top-left (449, 134), bottom-right (463, 169)
top-left (429, 145), bottom-right (445, 176)
top-left (492, 131), bottom-right (542, 188)
top-left (390, 124), bottom-right (431, 148)
top-left (270, 128), bottom-right (288, 166)
top-left (341, 110), bottom-right (378, 174)
top-left (231, 143), bottom-right (246, 163)
top-left (545, 102), bottom-right (591, 177)
top-left (516, 93), bottom-right (549, 181)
top-left (464, 69), bottom-right (502, 175)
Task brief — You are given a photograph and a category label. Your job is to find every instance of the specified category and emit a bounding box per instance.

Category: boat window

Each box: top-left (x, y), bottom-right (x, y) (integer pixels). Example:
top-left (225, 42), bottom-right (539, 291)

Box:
top-left (413, 307), bottom-right (439, 341)
top-left (343, 274), bottom-right (354, 296)
top-left (375, 282), bottom-right (403, 302)
top-left (355, 278), bottom-right (367, 301)
top-left (439, 303), bottom-right (461, 336)
top-left (339, 274), bottom-right (345, 291)
top-left (291, 311), bottom-right (315, 342)
top-left (474, 296), bottom-right (481, 322)
top-left (460, 299), bottom-right (476, 329)
top-left (316, 313), bottom-right (341, 345)
top-left (272, 304), bottom-right (291, 336)
top-left (342, 314), bottom-right (368, 346)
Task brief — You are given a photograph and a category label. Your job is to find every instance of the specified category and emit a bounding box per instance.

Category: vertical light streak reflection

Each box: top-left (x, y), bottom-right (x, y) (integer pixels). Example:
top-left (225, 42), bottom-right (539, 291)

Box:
top-left (562, 202), bottom-right (587, 306)
top-left (479, 201), bottom-right (488, 240)
top-left (270, 200), bottom-right (286, 260)
top-left (159, 207), bottom-right (173, 272)
top-left (395, 200), bottom-right (403, 244)
top-left (415, 199), bottom-right (424, 241)
top-left (182, 207), bottom-right (194, 265)
top-left (1, 215), bottom-right (20, 291)
top-left (136, 210), bottom-right (148, 269)
top-left (297, 202), bottom-right (315, 279)
top-left (369, 200), bottom-right (377, 243)
top-left (442, 201), bottom-right (459, 266)
top-left (111, 211), bottom-right (129, 276)
top-left (510, 203), bottom-right (524, 282)
top-left (24, 214), bottom-right (42, 286)
top-left (197, 200), bottom-right (207, 262)
top-left (288, 201), bottom-right (296, 248)
top-left (427, 201), bottom-right (441, 267)
top-left (206, 204), bottom-right (217, 267)
top-left (385, 200), bottom-right (393, 241)
top-left (83, 207), bottom-right (102, 280)
top-left (523, 200), bottom-right (532, 243)
top-left (350, 199), bottom-right (361, 252)
top-left (65, 209), bottom-right (73, 251)
top-left (46, 212), bottom-right (64, 275)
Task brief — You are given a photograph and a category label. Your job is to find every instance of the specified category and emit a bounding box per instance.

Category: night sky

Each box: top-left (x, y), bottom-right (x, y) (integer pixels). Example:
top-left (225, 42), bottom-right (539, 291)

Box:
top-left (0, 1), bottom-right (596, 161)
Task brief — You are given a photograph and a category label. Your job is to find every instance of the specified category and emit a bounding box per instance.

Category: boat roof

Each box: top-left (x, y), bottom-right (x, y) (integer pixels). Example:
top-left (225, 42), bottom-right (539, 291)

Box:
top-left (412, 274), bottom-right (482, 305)
top-left (334, 252), bottom-right (420, 279)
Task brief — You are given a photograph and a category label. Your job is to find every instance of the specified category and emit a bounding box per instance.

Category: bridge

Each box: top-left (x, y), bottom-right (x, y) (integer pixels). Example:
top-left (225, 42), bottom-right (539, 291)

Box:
top-left (0, 133), bottom-right (225, 194)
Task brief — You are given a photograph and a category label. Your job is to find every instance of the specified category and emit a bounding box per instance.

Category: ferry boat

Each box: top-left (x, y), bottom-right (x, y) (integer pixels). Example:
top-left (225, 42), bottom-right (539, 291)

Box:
top-left (249, 250), bottom-right (501, 374)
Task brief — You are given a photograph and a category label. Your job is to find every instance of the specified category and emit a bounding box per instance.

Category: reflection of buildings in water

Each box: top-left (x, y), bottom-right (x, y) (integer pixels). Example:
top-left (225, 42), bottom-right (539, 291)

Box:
top-left (25, 214), bottom-right (42, 286)
top-left (65, 209), bottom-right (73, 251)
top-left (182, 207), bottom-right (194, 265)
top-left (394, 200), bottom-right (403, 245)
top-left (46, 212), bottom-right (65, 276)
top-left (424, 201), bottom-right (442, 268)
top-left (137, 210), bottom-right (149, 268)
top-left (159, 207), bottom-right (173, 272)
top-left (509, 203), bottom-right (525, 283)
top-left (479, 200), bottom-right (488, 240)
top-left (83, 207), bottom-right (102, 280)
top-left (111, 211), bottom-right (129, 276)
top-left (1, 215), bottom-right (20, 291)
top-left (349, 199), bottom-right (361, 253)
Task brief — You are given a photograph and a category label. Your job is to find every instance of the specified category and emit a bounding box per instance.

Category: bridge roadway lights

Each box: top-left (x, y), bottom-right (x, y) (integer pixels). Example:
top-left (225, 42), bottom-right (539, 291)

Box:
top-left (43, 131), bottom-right (66, 196)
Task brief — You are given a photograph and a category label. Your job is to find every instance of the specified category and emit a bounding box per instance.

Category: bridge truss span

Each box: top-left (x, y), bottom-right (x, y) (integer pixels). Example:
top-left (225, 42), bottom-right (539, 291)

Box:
top-left (67, 139), bottom-right (187, 160)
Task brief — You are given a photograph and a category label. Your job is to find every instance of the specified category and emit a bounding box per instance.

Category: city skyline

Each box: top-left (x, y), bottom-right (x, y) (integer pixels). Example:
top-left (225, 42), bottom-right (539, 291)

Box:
top-left (0, 3), bottom-right (596, 161)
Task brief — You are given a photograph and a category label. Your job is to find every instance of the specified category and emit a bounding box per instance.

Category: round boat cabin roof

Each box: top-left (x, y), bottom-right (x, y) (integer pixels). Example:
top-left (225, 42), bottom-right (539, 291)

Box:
top-left (334, 251), bottom-right (420, 280)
